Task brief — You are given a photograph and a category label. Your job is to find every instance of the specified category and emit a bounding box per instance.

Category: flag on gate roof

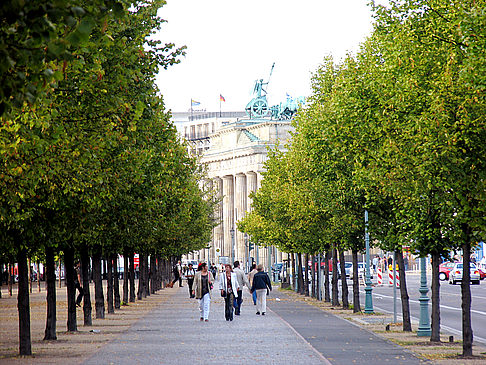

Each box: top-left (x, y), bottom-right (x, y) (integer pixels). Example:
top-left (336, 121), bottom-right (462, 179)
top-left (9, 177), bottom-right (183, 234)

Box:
top-left (220, 94), bottom-right (226, 102)
top-left (191, 99), bottom-right (200, 106)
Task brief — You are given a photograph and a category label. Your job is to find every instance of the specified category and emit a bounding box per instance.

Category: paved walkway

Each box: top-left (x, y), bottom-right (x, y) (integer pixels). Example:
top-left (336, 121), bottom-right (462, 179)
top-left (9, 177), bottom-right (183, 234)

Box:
top-left (267, 291), bottom-right (425, 365)
top-left (83, 282), bottom-right (326, 365)
top-left (83, 281), bottom-right (425, 365)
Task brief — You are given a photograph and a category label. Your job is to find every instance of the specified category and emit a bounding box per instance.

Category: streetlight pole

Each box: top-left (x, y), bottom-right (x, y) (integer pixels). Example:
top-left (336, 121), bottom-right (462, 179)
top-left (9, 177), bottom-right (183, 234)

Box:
top-left (417, 256), bottom-right (431, 336)
top-left (364, 209), bottom-right (374, 313)
top-left (245, 233), bottom-right (250, 272)
top-left (230, 228), bottom-right (235, 264)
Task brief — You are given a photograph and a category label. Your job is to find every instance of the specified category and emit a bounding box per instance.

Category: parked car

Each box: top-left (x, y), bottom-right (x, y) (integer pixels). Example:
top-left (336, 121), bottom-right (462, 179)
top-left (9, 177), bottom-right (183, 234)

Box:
top-left (350, 262), bottom-right (373, 279)
top-left (478, 267), bottom-right (486, 280)
top-left (449, 262), bottom-right (481, 285)
top-left (439, 261), bottom-right (455, 281)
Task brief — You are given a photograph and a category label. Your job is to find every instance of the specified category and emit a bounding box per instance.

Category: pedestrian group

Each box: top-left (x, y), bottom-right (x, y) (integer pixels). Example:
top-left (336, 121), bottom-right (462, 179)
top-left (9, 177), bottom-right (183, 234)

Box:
top-left (186, 261), bottom-right (271, 322)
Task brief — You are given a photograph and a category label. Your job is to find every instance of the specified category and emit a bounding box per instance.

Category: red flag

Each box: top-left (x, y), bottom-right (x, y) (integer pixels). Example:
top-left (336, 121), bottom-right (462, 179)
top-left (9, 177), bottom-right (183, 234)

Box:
top-left (220, 94), bottom-right (226, 102)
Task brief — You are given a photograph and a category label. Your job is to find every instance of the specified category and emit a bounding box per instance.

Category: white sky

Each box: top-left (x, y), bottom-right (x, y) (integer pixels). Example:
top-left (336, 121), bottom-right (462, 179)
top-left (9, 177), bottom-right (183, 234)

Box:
top-left (154, 0), bottom-right (375, 113)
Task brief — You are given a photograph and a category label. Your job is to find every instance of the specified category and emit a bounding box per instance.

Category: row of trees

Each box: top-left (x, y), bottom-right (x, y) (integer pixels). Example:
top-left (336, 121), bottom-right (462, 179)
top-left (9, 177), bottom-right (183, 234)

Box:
top-left (239, 0), bottom-right (485, 357)
top-left (1, 0), bottom-right (215, 356)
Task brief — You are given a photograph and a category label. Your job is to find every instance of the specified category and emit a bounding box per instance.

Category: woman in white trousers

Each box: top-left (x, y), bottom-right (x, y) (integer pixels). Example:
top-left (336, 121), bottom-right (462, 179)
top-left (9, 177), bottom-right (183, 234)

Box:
top-left (193, 263), bottom-right (213, 321)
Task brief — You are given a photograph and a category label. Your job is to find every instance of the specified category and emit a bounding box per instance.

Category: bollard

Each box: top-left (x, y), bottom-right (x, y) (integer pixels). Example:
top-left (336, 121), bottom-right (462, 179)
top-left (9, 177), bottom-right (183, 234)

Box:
top-left (377, 268), bottom-right (383, 286)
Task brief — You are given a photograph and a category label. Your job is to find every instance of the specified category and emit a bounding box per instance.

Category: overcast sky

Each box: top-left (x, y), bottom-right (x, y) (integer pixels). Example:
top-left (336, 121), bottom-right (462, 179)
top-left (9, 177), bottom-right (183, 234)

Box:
top-left (154, 0), bottom-right (375, 113)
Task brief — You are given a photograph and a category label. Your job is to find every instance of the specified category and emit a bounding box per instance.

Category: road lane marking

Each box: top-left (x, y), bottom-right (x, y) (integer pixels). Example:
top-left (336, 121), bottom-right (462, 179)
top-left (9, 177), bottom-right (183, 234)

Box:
top-left (372, 304), bottom-right (486, 346)
top-left (360, 290), bottom-right (486, 317)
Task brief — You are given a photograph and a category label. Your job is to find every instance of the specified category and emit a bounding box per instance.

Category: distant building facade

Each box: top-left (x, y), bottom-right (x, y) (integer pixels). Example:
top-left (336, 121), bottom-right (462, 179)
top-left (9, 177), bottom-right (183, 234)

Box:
top-left (172, 111), bottom-right (292, 271)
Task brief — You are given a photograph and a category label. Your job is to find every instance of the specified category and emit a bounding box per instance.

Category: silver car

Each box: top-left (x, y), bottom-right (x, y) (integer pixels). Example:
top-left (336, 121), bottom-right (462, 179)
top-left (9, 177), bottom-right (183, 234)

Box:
top-left (449, 262), bottom-right (481, 285)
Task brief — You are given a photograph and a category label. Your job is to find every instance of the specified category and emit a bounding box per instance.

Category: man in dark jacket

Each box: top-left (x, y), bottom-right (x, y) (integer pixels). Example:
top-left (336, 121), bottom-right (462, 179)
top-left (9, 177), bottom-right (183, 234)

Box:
top-left (250, 264), bottom-right (272, 315)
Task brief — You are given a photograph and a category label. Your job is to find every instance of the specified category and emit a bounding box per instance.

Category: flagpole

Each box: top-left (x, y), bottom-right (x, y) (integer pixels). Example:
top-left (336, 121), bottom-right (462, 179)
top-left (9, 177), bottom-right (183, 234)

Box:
top-left (219, 97), bottom-right (221, 118)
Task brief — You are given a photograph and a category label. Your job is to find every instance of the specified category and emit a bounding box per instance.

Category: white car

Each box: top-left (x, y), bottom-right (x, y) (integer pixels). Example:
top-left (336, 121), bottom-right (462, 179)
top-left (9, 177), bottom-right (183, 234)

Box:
top-left (349, 262), bottom-right (373, 280)
top-left (449, 262), bottom-right (481, 285)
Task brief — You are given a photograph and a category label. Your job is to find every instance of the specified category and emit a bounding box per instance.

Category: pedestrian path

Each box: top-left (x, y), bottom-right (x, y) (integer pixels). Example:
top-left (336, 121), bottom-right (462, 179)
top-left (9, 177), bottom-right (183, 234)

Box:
top-left (83, 281), bottom-right (426, 365)
top-left (83, 282), bottom-right (327, 365)
top-left (267, 290), bottom-right (426, 365)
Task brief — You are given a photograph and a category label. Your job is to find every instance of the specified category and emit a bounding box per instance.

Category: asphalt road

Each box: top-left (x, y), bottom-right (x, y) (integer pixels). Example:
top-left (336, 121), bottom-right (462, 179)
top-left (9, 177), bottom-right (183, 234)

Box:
top-left (340, 272), bottom-right (486, 344)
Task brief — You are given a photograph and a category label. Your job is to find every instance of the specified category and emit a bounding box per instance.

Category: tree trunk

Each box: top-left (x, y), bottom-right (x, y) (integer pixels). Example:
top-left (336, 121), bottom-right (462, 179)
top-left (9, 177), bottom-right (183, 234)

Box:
top-left (37, 261), bottom-right (41, 292)
top-left (352, 249), bottom-right (360, 313)
top-left (324, 251), bottom-right (330, 302)
top-left (396, 250), bottom-right (412, 332)
top-left (92, 253), bottom-right (105, 319)
top-left (123, 251), bottom-right (129, 304)
top-left (304, 253), bottom-right (310, 296)
top-left (8, 261), bottom-right (13, 296)
top-left (129, 254), bottom-right (136, 302)
top-left (311, 254), bottom-right (316, 298)
top-left (44, 246), bottom-right (57, 340)
top-left (150, 255), bottom-right (156, 294)
top-left (157, 255), bottom-right (163, 290)
top-left (331, 247), bottom-right (340, 306)
top-left (339, 248), bottom-right (349, 309)
top-left (64, 247), bottom-right (77, 332)
top-left (80, 247), bottom-right (92, 326)
top-left (58, 257), bottom-right (62, 289)
top-left (144, 255), bottom-right (150, 297)
top-left (28, 258), bottom-right (32, 294)
top-left (137, 253), bottom-right (144, 300)
top-left (17, 246), bottom-right (32, 355)
top-left (461, 237), bottom-right (473, 356)
top-left (297, 253), bottom-right (304, 294)
top-left (290, 253), bottom-right (296, 291)
top-left (113, 255), bottom-right (120, 309)
top-left (107, 257), bottom-right (114, 314)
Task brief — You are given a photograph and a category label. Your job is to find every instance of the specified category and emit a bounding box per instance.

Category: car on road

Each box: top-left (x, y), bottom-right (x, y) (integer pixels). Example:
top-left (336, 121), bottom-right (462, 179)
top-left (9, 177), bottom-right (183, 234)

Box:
top-left (478, 267), bottom-right (486, 280)
top-left (350, 262), bottom-right (373, 279)
top-left (439, 262), bottom-right (455, 281)
top-left (449, 262), bottom-right (481, 285)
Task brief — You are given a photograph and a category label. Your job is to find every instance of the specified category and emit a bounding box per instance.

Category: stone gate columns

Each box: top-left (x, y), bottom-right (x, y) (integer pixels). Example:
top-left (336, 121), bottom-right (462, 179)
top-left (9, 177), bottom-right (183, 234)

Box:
top-left (246, 172), bottom-right (257, 212)
top-left (213, 177), bottom-right (224, 262)
top-left (235, 173), bottom-right (247, 263)
top-left (246, 172), bottom-right (257, 264)
top-left (255, 172), bottom-right (267, 267)
top-left (222, 175), bottom-right (234, 260)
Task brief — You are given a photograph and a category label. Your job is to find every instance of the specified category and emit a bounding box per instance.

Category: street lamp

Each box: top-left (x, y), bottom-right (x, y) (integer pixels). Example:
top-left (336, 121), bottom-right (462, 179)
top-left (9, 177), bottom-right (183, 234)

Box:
top-left (206, 245), bottom-right (211, 267)
top-left (417, 256), bottom-right (431, 336)
top-left (245, 233), bottom-right (250, 273)
top-left (230, 228), bottom-right (235, 264)
top-left (364, 209), bottom-right (374, 313)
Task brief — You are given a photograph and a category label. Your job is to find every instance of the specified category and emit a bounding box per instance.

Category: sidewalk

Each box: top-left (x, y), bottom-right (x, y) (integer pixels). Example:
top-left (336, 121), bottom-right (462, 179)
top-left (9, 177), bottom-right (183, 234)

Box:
top-left (83, 282), bottom-right (326, 365)
top-left (267, 290), bottom-right (426, 365)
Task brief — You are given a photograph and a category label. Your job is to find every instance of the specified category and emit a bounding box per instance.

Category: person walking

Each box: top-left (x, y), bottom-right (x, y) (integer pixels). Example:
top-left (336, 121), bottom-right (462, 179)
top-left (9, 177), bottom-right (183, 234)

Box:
top-left (186, 263), bottom-right (196, 298)
top-left (193, 262), bottom-right (213, 321)
top-left (74, 262), bottom-right (84, 307)
top-left (233, 261), bottom-right (250, 315)
top-left (251, 264), bottom-right (272, 315)
top-left (171, 260), bottom-right (183, 287)
top-left (248, 263), bottom-right (258, 305)
top-left (219, 264), bottom-right (239, 321)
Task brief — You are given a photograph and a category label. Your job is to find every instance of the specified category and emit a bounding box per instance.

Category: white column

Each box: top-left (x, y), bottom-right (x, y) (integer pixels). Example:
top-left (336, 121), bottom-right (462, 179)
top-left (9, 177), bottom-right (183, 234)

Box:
top-left (255, 172), bottom-right (266, 266)
top-left (235, 173), bottom-right (247, 263)
top-left (213, 177), bottom-right (224, 263)
top-left (223, 175), bottom-right (234, 261)
top-left (246, 172), bottom-right (257, 211)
